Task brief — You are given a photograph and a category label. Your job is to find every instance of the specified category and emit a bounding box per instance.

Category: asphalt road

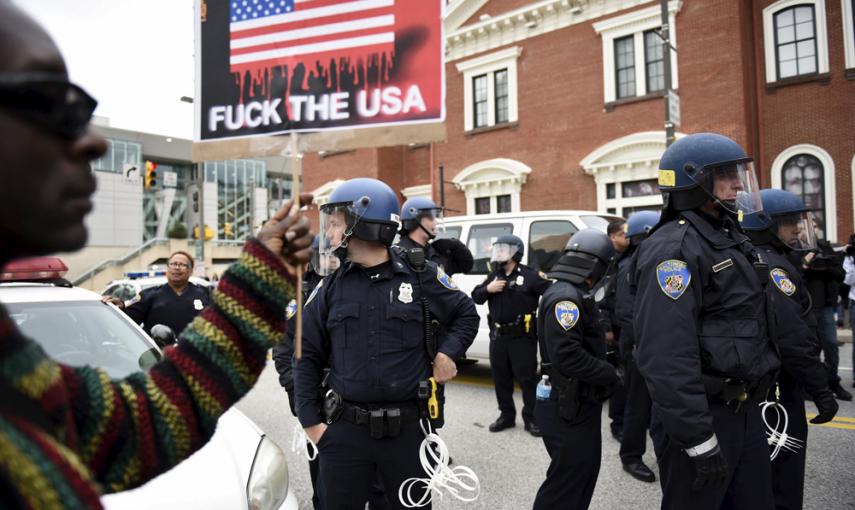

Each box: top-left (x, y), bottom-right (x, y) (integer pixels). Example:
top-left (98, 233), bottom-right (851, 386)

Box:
top-left (238, 343), bottom-right (855, 510)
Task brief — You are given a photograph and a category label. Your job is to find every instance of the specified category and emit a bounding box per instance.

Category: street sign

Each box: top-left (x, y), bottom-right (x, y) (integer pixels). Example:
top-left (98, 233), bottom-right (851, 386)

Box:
top-left (668, 90), bottom-right (681, 128)
top-left (162, 171), bottom-right (178, 188)
top-left (122, 163), bottom-right (140, 182)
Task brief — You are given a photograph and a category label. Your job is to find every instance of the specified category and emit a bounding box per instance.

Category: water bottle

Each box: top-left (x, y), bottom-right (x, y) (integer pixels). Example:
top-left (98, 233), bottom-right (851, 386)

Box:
top-left (536, 375), bottom-right (552, 400)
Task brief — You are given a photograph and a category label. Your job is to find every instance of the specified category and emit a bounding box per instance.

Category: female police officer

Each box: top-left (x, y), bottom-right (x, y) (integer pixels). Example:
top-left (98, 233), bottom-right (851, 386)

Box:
top-left (293, 178), bottom-right (478, 510)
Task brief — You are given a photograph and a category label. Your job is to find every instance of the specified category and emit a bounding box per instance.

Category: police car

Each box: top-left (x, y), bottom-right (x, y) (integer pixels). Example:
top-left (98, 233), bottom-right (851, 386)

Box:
top-left (438, 210), bottom-right (622, 361)
top-left (101, 270), bottom-right (214, 304)
top-left (0, 257), bottom-right (298, 510)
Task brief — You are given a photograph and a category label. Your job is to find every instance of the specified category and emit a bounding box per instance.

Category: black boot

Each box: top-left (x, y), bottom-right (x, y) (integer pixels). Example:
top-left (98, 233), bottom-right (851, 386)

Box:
top-left (488, 416), bottom-right (515, 432)
top-left (832, 382), bottom-right (853, 401)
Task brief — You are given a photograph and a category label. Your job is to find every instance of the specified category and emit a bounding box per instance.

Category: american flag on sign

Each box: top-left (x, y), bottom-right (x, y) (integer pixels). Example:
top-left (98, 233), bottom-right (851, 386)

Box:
top-left (229, 0), bottom-right (396, 74)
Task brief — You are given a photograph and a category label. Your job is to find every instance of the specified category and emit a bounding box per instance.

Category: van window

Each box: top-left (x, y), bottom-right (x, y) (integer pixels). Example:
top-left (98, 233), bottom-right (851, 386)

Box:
top-left (467, 223), bottom-right (513, 274)
top-left (529, 221), bottom-right (578, 272)
top-left (435, 226), bottom-right (462, 240)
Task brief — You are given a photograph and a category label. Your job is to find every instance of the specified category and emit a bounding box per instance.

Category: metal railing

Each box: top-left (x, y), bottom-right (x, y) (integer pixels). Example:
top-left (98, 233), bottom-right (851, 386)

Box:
top-left (72, 238), bottom-right (171, 286)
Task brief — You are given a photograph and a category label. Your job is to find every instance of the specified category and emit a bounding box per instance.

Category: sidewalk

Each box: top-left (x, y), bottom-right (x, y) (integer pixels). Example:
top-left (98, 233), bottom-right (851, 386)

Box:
top-left (838, 327), bottom-right (852, 343)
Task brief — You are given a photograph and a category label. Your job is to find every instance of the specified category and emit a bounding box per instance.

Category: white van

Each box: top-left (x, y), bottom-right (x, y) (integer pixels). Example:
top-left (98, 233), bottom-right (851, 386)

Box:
top-left (437, 210), bottom-right (622, 362)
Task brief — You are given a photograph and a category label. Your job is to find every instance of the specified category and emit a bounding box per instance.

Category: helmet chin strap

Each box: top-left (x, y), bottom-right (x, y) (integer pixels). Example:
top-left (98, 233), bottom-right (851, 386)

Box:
top-left (418, 223), bottom-right (436, 241)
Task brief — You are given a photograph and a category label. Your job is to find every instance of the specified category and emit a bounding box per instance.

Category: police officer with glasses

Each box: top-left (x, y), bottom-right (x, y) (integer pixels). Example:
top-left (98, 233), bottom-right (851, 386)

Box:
top-left (293, 178), bottom-right (478, 510)
top-left (472, 234), bottom-right (551, 436)
top-left (741, 189), bottom-right (838, 510)
top-left (533, 228), bottom-right (620, 509)
top-left (632, 133), bottom-right (781, 509)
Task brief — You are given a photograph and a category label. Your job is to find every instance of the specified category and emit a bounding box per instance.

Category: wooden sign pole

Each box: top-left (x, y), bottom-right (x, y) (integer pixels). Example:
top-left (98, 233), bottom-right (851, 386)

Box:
top-left (287, 132), bottom-right (306, 359)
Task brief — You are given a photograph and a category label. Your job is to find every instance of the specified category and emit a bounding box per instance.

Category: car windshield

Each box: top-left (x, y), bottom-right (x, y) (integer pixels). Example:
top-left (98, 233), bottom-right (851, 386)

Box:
top-left (6, 301), bottom-right (161, 378)
top-left (580, 215), bottom-right (623, 233)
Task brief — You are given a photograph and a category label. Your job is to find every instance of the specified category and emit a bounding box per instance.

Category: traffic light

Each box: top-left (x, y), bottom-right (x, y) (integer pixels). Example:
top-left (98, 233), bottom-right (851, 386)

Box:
top-left (144, 160), bottom-right (157, 190)
top-left (223, 222), bottom-right (232, 237)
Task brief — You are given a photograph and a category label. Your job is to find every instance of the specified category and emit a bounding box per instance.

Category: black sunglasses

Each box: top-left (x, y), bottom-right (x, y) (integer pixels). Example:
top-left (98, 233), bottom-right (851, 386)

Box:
top-left (0, 73), bottom-right (97, 139)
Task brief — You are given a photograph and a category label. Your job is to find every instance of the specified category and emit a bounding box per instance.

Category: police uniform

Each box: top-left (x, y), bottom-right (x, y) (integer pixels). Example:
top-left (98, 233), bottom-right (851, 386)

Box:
top-left (758, 245), bottom-right (834, 510)
top-left (124, 282), bottom-right (212, 336)
top-left (472, 263), bottom-right (551, 431)
top-left (534, 275), bottom-right (618, 509)
top-left (599, 259), bottom-right (627, 441)
top-left (632, 210), bottom-right (781, 509)
top-left (396, 235), bottom-right (473, 276)
top-left (397, 235), bottom-right (445, 268)
top-left (293, 249), bottom-right (479, 510)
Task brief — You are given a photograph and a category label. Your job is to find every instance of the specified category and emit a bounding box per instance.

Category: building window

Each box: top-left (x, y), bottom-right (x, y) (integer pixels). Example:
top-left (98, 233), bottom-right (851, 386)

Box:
top-left (202, 159), bottom-right (268, 241)
top-left (774, 5), bottom-right (818, 79)
top-left (93, 138), bottom-right (142, 175)
top-left (615, 35), bottom-right (636, 99)
top-left (843, 0), bottom-right (855, 69)
top-left (762, 0), bottom-right (829, 83)
top-left (456, 47), bottom-right (522, 132)
top-left (593, 3), bottom-right (680, 104)
top-left (475, 197), bottom-right (491, 215)
top-left (771, 144), bottom-right (837, 242)
top-left (781, 154), bottom-right (826, 238)
top-left (496, 194), bottom-right (512, 213)
top-left (473, 74), bottom-right (488, 128)
top-left (644, 30), bottom-right (665, 92)
top-left (494, 69), bottom-right (509, 124)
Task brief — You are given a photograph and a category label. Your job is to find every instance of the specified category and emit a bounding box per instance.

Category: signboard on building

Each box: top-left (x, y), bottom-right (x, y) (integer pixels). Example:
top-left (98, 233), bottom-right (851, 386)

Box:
top-left (194, 0), bottom-right (445, 145)
top-left (162, 171), bottom-right (178, 188)
top-left (668, 89), bottom-right (681, 128)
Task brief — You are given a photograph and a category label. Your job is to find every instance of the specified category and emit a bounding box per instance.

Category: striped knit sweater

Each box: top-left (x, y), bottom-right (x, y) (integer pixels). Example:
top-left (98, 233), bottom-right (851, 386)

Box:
top-left (0, 238), bottom-right (295, 509)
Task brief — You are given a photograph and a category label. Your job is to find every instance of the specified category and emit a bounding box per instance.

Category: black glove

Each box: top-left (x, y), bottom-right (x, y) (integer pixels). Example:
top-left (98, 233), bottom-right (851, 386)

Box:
top-left (691, 444), bottom-right (729, 492)
top-left (810, 389), bottom-right (839, 424)
top-left (432, 238), bottom-right (474, 274)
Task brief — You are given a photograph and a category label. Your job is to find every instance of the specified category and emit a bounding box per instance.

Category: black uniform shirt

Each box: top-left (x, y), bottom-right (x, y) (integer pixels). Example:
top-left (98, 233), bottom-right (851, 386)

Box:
top-left (272, 270), bottom-right (323, 402)
top-left (124, 282), bottom-right (212, 336)
top-left (760, 244), bottom-right (827, 398)
top-left (397, 235), bottom-right (445, 268)
top-left (632, 210), bottom-right (780, 449)
top-left (293, 249), bottom-right (479, 427)
top-left (471, 263), bottom-right (551, 325)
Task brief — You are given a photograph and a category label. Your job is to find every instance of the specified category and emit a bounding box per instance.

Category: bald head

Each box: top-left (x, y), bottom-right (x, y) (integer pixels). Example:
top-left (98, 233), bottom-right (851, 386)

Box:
top-left (0, 2), bottom-right (66, 74)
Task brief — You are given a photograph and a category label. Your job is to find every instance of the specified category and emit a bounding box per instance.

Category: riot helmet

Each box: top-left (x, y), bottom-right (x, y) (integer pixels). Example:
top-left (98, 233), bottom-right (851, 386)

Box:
top-left (625, 210), bottom-right (661, 246)
top-left (319, 178), bottom-right (400, 273)
top-left (657, 133), bottom-right (763, 220)
top-left (491, 234), bottom-right (524, 264)
top-left (741, 189), bottom-right (816, 251)
top-left (550, 229), bottom-right (616, 287)
top-left (400, 196), bottom-right (443, 239)
top-left (309, 235), bottom-right (341, 276)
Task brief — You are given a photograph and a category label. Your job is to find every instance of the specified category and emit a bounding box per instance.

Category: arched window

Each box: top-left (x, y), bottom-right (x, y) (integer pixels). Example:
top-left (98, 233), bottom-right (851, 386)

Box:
top-left (762, 0), bottom-right (830, 83)
top-left (771, 144), bottom-right (836, 241)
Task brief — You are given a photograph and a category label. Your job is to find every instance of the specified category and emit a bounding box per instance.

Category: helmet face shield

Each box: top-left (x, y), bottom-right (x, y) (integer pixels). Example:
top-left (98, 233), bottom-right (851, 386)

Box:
top-left (419, 208), bottom-right (444, 235)
top-left (776, 211), bottom-right (817, 251)
top-left (490, 242), bottom-right (519, 263)
top-left (318, 201), bottom-right (364, 274)
top-left (704, 161), bottom-right (763, 215)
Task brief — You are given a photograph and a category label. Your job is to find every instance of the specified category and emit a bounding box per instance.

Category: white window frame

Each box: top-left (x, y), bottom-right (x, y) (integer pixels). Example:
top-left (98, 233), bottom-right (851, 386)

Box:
top-left (770, 143), bottom-right (837, 242)
top-left (401, 184), bottom-right (432, 199)
top-left (843, 0), bottom-right (855, 69)
top-left (581, 131), bottom-right (686, 216)
top-left (592, 2), bottom-right (680, 104)
top-left (762, 0), bottom-right (829, 83)
top-left (455, 46), bottom-right (521, 132)
top-left (451, 158), bottom-right (531, 215)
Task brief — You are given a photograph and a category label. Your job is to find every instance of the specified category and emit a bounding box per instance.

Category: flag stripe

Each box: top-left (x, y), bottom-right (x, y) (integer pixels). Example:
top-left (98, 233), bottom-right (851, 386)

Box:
top-left (231, 0), bottom-right (393, 32)
top-left (231, 7), bottom-right (391, 39)
top-left (231, 14), bottom-right (393, 50)
top-left (231, 32), bottom-right (393, 65)
top-left (231, 24), bottom-right (393, 57)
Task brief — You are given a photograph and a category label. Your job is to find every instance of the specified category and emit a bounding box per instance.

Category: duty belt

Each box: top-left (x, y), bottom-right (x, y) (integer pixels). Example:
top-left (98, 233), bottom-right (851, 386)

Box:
top-left (702, 372), bottom-right (776, 412)
top-left (340, 400), bottom-right (422, 439)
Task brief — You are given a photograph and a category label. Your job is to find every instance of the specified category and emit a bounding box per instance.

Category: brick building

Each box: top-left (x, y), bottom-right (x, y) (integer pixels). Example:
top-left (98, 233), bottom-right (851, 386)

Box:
top-left (302, 0), bottom-right (855, 242)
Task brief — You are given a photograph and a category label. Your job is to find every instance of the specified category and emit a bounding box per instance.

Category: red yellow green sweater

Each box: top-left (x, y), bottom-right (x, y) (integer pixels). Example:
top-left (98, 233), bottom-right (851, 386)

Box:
top-left (0, 238), bottom-right (295, 509)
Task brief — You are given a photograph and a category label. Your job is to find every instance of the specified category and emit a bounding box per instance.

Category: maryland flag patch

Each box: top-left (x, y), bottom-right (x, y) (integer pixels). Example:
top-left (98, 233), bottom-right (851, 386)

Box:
top-left (305, 279), bottom-right (323, 306)
top-left (555, 301), bottom-right (580, 331)
top-left (770, 268), bottom-right (796, 296)
top-left (656, 260), bottom-right (691, 300)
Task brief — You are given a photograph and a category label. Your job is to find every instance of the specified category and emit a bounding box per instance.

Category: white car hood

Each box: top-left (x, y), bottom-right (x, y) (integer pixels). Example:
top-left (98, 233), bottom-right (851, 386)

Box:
top-left (101, 409), bottom-right (261, 510)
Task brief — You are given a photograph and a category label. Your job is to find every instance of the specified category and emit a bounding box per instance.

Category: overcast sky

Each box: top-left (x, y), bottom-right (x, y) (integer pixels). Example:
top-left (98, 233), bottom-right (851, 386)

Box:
top-left (21, 0), bottom-right (197, 139)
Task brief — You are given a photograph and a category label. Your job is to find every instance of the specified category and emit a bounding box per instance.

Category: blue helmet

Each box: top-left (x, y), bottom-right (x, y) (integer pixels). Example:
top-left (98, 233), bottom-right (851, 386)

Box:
top-left (492, 234), bottom-right (524, 262)
top-left (742, 189), bottom-right (816, 250)
top-left (657, 133), bottom-right (760, 214)
top-left (625, 210), bottom-right (661, 239)
top-left (321, 178), bottom-right (401, 247)
top-left (400, 196), bottom-right (442, 232)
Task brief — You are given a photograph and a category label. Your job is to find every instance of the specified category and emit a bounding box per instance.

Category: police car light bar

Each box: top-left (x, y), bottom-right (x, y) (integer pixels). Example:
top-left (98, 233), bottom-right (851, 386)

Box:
top-left (0, 257), bottom-right (69, 281)
top-left (124, 270), bottom-right (166, 279)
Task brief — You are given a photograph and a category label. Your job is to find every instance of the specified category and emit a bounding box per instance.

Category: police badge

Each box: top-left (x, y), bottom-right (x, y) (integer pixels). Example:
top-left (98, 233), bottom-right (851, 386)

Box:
top-left (398, 282), bottom-right (414, 303)
top-left (656, 259), bottom-right (691, 300)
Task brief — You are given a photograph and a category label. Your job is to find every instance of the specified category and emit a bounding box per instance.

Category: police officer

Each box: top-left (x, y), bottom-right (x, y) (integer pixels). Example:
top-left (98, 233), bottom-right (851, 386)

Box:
top-left (613, 210), bottom-right (660, 483)
top-left (533, 229), bottom-right (619, 510)
top-left (472, 234), bottom-right (551, 436)
top-left (293, 178), bottom-right (479, 510)
top-left (602, 219), bottom-right (629, 442)
top-left (107, 250), bottom-right (212, 337)
top-left (397, 196), bottom-right (474, 275)
top-left (741, 189), bottom-right (838, 510)
top-left (632, 133), bottom-right (781, 509)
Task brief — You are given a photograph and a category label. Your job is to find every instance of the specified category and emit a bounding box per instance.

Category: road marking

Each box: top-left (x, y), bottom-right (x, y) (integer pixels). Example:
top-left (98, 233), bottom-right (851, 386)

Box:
top-left (806, 413), bottom-right (855, 429)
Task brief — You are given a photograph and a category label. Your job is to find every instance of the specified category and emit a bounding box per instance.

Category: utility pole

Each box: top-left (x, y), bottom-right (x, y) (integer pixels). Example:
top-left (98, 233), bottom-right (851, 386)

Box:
top-left (196, 162), bottom-right (205, 268)
top-left (661, 0), bottom-right (677, 147)
top-left (438, 164), bottom-right (446, 209)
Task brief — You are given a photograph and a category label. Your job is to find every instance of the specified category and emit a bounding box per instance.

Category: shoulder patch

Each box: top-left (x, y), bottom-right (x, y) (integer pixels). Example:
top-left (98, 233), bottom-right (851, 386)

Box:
top-left (305, 279), bottom-right (324, 306)
top-left (770, 268), bottom-right (796, 296)
top-left (436, 266), bottom-right (459, 291)
top-left (285, 299), bottom-right (298, 320)
top-left (554, 301), bottom-right (580, 331)
top-left (656, 259), bottom-right (691, 300)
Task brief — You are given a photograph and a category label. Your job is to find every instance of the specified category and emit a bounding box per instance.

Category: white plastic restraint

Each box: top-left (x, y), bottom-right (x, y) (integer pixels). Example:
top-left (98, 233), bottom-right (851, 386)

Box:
top-left (759, 384), bottom-right (804, 461)
top-left (290, 422), bottom-right (319, 461)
